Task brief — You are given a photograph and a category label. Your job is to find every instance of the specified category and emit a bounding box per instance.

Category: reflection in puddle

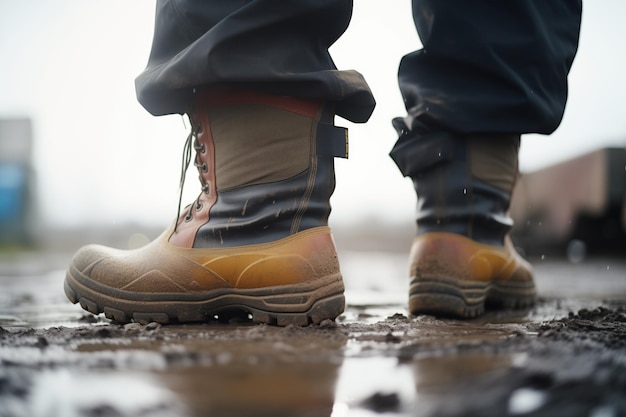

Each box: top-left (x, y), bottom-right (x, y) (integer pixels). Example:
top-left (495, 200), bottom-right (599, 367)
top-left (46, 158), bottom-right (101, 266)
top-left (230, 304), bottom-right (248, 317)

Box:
top-left (508, 387), bottom-right (547, 414)
top-left (28, 370), bottom-right (186, 417)
top-left (16, 352), bottom-right (529, 417)
top-left (332, 352), bottom-right (529, 416)
top-left (409, 352), bottom-right (531, 417)
top-left (333, 357), bottom-right (415, 416)
top-left (412, 353), bottom-right (528, 392)
top-left (163, 361), bottom-right (339, 417)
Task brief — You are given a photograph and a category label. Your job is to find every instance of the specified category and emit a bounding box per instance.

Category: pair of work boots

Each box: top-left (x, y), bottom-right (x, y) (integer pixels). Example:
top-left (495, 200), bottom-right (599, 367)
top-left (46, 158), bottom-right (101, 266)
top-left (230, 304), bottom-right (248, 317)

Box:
top-left (64, 90), bottom-right (536, 326)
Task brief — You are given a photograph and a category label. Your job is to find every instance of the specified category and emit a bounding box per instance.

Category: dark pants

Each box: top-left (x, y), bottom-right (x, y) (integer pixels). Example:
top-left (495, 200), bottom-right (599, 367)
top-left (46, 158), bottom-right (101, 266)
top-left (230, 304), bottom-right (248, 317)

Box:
top-left (136, 0), bottom-right (581, 135)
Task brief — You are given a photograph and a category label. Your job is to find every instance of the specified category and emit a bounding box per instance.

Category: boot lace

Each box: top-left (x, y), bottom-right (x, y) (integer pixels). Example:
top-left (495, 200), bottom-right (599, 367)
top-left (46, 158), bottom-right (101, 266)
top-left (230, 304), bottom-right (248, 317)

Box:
top-left (174, 118), bottom-right (206, 232)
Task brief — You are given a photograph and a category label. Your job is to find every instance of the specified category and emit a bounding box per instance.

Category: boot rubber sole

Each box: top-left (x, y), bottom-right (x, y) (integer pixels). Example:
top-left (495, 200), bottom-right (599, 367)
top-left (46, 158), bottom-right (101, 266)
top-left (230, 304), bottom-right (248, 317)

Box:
top-left (64, 266), bottom-right (345, 326)
top-left (409, 275), bottom-right (536, 318)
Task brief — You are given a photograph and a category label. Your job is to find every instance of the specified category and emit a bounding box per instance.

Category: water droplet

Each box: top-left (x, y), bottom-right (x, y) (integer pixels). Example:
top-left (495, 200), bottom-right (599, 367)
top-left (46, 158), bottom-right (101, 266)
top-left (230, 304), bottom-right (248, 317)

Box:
top-left (566, 240), bottom-right (586, 264)
top-left (508, 388), bottom-right (547, 414)
top-left (437, 152), bottom-right (442, 157)
top-left (606, 265), bottom-right (610, 271)
top-left (463, 188), bottom-right (467, 195)
top-left (541, 255), bottom-right (545, 260)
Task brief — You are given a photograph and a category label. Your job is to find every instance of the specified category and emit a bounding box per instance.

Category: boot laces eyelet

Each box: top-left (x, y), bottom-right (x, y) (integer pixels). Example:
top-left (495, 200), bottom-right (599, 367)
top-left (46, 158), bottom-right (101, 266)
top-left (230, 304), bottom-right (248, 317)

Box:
top-left (174, 118), bottom-right (209, 233)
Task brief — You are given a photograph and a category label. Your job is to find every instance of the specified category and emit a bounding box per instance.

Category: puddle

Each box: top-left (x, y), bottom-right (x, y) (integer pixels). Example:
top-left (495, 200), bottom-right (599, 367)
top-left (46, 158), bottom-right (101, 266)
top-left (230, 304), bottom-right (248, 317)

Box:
top-left (0, 270), bottom-right (90, 329)
top-left (25, 370), bottom-right (184, 417)
top-left (162, 360), bottom-right (339, 417)
top-left (1, 254), bottom-right (626, 416)
top-left (508, 387), bottom-right (547, 414)
top-left (333, 357), bottom-right (415, 416)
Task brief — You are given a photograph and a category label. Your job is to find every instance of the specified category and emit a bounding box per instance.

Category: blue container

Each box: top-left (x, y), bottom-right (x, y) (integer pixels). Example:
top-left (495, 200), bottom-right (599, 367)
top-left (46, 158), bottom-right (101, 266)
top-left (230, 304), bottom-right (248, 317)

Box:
top-left (0, 163), bottom-right (26, 222)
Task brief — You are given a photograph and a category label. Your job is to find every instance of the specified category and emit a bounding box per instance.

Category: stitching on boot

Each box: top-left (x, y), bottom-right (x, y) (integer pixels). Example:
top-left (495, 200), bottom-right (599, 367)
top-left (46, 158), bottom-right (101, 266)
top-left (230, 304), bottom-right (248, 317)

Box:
top-left (291, 106), bottom-right (321, 234)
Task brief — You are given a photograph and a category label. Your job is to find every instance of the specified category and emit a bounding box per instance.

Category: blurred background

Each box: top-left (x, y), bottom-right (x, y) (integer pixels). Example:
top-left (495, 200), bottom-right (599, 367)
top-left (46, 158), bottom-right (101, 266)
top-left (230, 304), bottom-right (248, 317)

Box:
top-left (0, 0), bottom-right (624, 257)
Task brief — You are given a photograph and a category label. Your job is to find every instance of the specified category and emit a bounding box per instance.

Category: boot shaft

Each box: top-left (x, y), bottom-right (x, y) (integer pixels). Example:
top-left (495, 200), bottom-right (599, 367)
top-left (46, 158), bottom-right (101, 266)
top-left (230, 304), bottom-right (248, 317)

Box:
top-left (170, 89), bottom-right (348, 248)
top-left (390, 120), bottom-right (519, 246)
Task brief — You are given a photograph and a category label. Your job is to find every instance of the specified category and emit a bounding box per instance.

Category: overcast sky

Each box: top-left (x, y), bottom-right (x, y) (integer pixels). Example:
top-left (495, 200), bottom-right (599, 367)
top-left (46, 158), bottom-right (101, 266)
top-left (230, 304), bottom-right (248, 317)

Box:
top-left (0, 1), bottom-right (624, 228)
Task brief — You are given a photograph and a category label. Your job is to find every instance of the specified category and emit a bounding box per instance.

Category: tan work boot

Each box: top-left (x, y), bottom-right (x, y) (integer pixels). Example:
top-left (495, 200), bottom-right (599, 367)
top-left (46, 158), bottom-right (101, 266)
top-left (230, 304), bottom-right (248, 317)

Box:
top-left (65, 89), bottom-right (348, 326)
top-left (408, 233), bottom-right (535, 317)
top-left (390, 122), bottom-right (536, 318)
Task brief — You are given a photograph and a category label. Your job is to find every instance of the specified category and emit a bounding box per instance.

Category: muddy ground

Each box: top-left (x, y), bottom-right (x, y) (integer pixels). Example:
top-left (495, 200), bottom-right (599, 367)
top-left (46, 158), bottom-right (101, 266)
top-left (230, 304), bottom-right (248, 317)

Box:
top-left (1, 250), bottom-right (625, 417)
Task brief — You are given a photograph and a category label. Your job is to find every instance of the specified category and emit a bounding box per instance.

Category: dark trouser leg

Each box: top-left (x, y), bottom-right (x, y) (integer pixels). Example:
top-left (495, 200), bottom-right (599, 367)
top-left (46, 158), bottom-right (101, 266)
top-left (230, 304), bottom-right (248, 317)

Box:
top-left (399, 0), bottom-right (582, 135)
top-left (135, 0), bottom-right (375, 123)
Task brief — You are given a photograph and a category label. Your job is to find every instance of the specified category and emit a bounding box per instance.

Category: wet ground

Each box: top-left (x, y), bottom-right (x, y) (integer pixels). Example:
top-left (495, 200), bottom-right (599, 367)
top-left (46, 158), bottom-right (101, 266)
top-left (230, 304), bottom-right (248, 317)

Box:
top-left (1, 248), bottom-right (625, 417)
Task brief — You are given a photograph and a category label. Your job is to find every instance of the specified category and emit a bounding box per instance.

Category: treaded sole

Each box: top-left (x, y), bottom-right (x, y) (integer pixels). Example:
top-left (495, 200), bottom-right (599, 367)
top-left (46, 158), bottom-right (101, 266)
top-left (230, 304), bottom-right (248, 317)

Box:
top-left (64, 268), bottom-right (345, 327)
top-left (409, 276), bottom-right (536, 318)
